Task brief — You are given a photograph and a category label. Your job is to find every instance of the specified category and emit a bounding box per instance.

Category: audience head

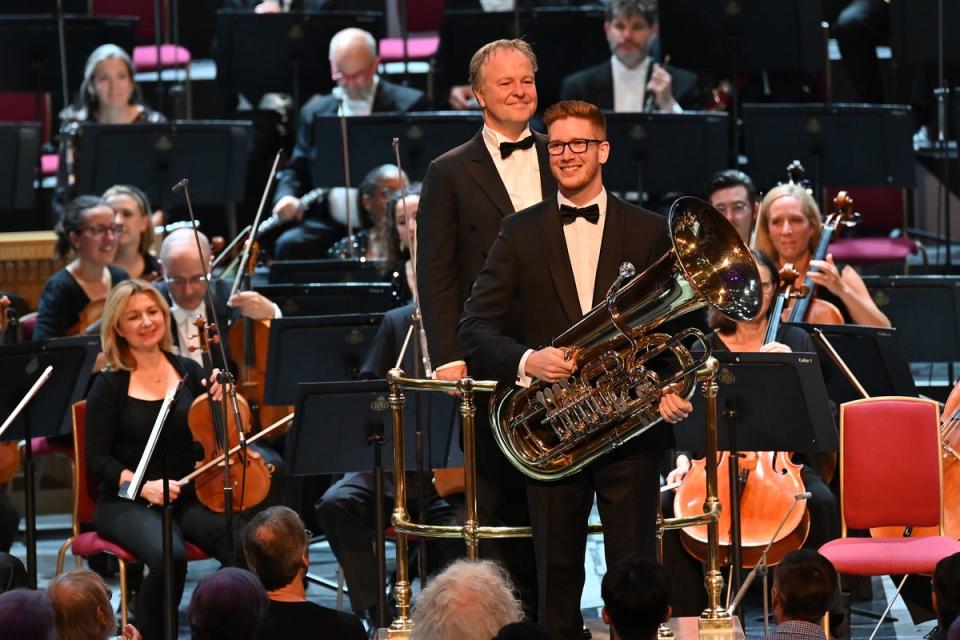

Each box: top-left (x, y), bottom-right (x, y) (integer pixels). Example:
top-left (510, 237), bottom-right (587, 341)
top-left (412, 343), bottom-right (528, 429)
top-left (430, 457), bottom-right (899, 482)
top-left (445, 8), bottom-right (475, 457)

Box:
top-left (76, 44), bottom-right (142, 120)
top-left (411, 559), bottom-right (523, 640)
top-left (708, 249), bottom-right (779, 334)
top-left (754, 183), bottom-right (823, 265)
top-left (707, 169), bottom-right (759, 243)
top-left (0, 553), bottom-right (28, 594)
top-left (0, 589), bottom-right (56, 640)
top-left (328, 28), bottom-right (379, 101)
top-left (385, 182), bottom-right (422, 260)
top-left (934, 552), bottom-right (960, 630)
top-left (54, 195), bottom-right (119, 262)
top-left (159, 228), bottom-right (212, 311)
top-left (101, 279), bottom-right (174, 370)
top-left (493, 621), bottom-right (555, 639)
top-left (243, 506), bottom-right (310, 592)
top-left (604, 0), bottom-right (659, 69)
top-left (187, 567), bottom-right (268, 640)
top-left (469, 40), bottom-right (538, 136)
top-left (104, 184), bottom-right (155, 260)
top-left (46, 570), bottom-right (115, 640)
top-left (601, 556), bottom-right (671, 640)
top-left (544, 101), bottom-right (609, 200)
top-left (772, 549), bottom-right (837, 624)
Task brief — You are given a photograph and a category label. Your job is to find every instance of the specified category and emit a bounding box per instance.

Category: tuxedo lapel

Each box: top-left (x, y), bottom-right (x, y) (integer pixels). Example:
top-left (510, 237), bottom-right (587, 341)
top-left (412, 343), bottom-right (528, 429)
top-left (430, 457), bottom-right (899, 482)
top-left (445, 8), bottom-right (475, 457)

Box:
top-left (462, 132), bottom-right (515, 217)
top-left (543, 201), bottom-right (585, 325)
top-left (598, 65), bottom-right (615, 111)
top-left (593, 196), bottom-right (625, 307)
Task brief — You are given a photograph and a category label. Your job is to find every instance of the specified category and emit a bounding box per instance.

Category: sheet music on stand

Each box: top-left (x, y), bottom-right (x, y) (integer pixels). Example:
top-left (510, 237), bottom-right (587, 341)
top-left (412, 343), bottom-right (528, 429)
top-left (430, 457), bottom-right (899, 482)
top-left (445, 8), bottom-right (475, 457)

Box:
top-left (119, 380), bottom-right (183, 501)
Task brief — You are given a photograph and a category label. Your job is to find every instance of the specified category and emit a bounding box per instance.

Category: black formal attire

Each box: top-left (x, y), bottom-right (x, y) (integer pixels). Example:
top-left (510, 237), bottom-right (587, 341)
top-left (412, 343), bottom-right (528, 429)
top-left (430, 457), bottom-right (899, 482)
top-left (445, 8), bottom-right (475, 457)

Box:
top-left (560, 58), bottom-right (701, 111)
top-left (316, 302), bottom-right (460, 616)
top-left (834, 0), bottom-right (890, 104)
top-left (254, 600), bottom-right (366, 640)
top-left (155, 279), bottom-right (239, 372)
top-left (416, 129), bottom-right (555, 616)
top-left (86, 353), bottom-right (236, 640)
top-left (269, 190), bottom-right (360, 260)
top-left (0, 495), bottom-right (18, 553)
top-left (459, 194), bottom-right (672, 639)
top-left (34, 265), bottom-right (129, 341)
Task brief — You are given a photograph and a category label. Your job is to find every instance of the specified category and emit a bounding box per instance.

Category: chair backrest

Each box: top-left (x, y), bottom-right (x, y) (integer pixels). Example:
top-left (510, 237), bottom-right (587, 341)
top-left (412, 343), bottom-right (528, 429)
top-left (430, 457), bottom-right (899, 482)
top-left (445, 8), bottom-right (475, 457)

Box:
top-left (405, 0), bottom-right (446, 32)
top-left (839, 396), bottom-right (943, 534)
top-left (91, 0), bottom-right (166, 43)
top-left (0, 92), bottom-right (53, 143)
top-left (70, 401), bottom-right (99, 531)
top-left (825, 187), bottom-right (905, 234)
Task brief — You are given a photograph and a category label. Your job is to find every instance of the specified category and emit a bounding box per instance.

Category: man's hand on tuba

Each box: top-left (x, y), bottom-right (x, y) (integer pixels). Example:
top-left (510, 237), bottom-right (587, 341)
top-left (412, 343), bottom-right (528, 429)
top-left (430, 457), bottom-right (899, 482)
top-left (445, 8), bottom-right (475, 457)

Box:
top-left (658, 391), bottom-right (692, 424)
top-left (526, 347), bottom-right (578, 383)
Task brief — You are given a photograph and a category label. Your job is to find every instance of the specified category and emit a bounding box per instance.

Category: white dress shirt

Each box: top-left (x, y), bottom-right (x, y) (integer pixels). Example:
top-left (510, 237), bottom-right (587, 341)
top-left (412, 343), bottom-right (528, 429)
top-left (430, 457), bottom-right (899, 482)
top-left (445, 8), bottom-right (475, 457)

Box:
top-left (517, 189), bottom-right (607, 387)
top-left (171, 303), bottom-right (205, 366)
top-left (333, 76), bottom-right (380, 116)
top-left (611, 56), bottom-right (684, 114)
top-left (480, 125), bottom-right (543, 214)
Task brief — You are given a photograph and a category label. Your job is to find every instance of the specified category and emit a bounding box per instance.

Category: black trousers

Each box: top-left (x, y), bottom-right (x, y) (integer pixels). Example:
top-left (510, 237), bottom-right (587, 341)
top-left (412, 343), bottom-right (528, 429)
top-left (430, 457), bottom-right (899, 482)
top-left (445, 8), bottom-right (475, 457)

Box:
top-left (95, 495), bottom-right (236, 640)
top-left (0, 493), bottom-right (19, 553)
top-left (316, 471), bottom-right (460, 614)
top-left (834, 0), bottom-right (890, 103)
top-left (274, 219), bottom-right (341, 260)
top-left (527, 447), bottom-right (661, 640)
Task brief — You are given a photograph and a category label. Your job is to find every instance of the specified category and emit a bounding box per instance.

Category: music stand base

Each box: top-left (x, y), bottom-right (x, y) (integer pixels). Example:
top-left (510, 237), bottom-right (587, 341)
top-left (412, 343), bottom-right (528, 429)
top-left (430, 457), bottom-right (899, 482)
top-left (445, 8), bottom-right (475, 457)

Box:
top-left (698, 614), bottom-right (736, 633)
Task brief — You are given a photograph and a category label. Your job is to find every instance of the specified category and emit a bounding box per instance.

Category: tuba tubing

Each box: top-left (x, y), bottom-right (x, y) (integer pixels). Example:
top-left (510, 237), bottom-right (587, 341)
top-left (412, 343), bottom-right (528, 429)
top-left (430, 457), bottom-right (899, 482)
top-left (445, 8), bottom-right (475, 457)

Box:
top-left (491, 197), bottom-right (761, 481)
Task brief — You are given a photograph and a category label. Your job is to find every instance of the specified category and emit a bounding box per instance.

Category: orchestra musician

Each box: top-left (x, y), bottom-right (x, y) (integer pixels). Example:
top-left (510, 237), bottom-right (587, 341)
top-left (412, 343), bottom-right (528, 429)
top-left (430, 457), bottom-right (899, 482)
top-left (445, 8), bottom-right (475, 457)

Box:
top-left (559, 0), bottom-right (699, 113)
top-left (459, 100), bottom-right (690, 639)
top-left (156, 229), bottom-right (280, 369)
top-left (85, 279), bottom-right (238, 640)
top-left (34, 195), bottom-right (129, 341)
top-left (325, 167), bottom-right (409, 262)
top-left (707, 169), bottom-right (760, 245)
top-left (104, 185), bottom-right (162, 282)
top-left (416, 38), bottom-right (556, 615)
top-left (753, 183), bottom-right (891, 328)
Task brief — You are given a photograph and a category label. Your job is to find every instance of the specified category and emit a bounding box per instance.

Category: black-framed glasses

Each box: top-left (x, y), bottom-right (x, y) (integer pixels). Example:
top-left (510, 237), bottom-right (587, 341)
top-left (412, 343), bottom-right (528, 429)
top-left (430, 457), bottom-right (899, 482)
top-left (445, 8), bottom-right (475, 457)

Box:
top-left (546, 139), bottom-right (604, 156)
top-left (81, 223), bottom-right (124, 237)
top-left (164, 274), bottom-right (208, 288)
top-left (714, 201), bottom-right (752, 215)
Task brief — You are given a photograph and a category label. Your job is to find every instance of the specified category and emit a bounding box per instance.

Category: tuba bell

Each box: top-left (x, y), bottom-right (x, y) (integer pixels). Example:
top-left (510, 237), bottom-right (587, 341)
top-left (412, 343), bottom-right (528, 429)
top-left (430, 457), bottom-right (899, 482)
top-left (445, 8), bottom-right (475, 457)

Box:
top-left (491, 197), bottom-right (762, 481)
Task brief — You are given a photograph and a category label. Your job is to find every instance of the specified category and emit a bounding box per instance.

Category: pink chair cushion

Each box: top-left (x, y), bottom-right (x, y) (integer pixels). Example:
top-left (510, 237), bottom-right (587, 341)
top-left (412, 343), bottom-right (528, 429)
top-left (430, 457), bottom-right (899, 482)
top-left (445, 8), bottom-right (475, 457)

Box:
top-left (27, 436), bottom-right (72, 459)
top-left (828, 237), bottom-right (919, 265)
top-left (133, 45), bottom-right (191, 72)
top-left (40, 153), bottom-right (59, 177)
top-left (379, 36), bottom-right (440, 61)
top-left (71, 532), bottom-right (209, 562)
top-left (820, 536), bottom-right (960, 576)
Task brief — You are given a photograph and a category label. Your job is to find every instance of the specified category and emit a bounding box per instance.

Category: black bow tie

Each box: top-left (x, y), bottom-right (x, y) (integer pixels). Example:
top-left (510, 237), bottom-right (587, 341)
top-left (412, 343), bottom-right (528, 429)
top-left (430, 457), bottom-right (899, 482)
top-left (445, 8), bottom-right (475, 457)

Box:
top-left (499, 135), bottom-right (536, 159)
top-left (560, 203), bottom-right (600, 225)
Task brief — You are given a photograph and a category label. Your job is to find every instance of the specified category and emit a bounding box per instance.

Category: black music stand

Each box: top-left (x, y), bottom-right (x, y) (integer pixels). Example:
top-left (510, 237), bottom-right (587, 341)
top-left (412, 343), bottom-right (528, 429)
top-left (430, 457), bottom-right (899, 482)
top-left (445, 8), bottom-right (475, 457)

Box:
top-left (214, 10), bottom-right (384, 121)
top-left (0, 123), bottom-right (41, 214)
top-left (0, 335), bottom-right (99, 587)
top-left (0, 16), bottom-right (136, 104)
top-left (602, 112), bottom-right (729, 202)
top-left (0, 1), bottom-right (87, 12)
top-left (435, 6), bottom-right (608, 110)
top-left (254, 283), bottom-right (396, 317)
top-left (674, 351), bottom-right (837, 616)
top-left (889, 0), bottom-right (960, 66)
top-left (73, 121), bottom-right (252, 226)
top-left (741, 104), bottom-right (915, 191)
top-left (263, 313), bottom-right (385, 407)
top-left (792, 323), bottom-right (917, 403)
top-left (268, 259), bottom-right (393, 285)
top-left (309, 112), bottom-right (482, 187)
top-left (287, 379), bottom-right (458, 627)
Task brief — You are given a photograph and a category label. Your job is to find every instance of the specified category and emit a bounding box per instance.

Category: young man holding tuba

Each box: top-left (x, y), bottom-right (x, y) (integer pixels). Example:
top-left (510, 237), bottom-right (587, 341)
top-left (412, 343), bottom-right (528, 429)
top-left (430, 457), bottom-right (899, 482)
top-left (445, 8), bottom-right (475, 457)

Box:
top-left (459, 100), bottom-right (692, 639)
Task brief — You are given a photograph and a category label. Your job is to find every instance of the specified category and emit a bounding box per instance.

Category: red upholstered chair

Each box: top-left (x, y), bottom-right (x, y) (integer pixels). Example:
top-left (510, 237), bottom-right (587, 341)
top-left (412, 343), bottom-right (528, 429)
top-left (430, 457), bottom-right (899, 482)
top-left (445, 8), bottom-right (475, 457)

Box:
top-left (825, 187), bottom-right (924, 268)
top-left (378, 0), bottom-right (446, 101)
top-left (819, 396), bottom-right (960, 636)
top-left (0, 92), bottom-right (58, 177)
top-left (56, 401), bottom-right (208, 627)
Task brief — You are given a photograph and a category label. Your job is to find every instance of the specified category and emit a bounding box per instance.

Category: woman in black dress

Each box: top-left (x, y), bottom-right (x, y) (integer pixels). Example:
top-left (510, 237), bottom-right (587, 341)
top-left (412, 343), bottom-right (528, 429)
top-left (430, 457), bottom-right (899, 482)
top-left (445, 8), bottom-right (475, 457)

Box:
top-left (85, 279), bottom-right (235, 640)
top-left (34, 195), bottom-right (129, 340)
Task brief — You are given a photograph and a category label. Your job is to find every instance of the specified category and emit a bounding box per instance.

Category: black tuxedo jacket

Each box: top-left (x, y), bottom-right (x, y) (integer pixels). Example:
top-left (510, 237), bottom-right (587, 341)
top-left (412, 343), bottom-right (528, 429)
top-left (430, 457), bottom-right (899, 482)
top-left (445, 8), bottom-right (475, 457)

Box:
top-left (458, 193), bottom-right (674, 451)
top-left (155, 278), bottom-right (239, 371)
top-left (560, 59), bottom-right (700, 111)
top-left (416, 130), bottom-right (556, 367)
top-left (274, 79), bottom-right (431, 201)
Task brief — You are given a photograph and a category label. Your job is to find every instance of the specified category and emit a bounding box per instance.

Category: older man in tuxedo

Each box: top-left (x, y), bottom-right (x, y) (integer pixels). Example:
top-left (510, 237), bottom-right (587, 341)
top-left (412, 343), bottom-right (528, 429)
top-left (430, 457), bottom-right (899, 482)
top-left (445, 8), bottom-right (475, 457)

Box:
top-left (459, 100), bottom-right (691, 639)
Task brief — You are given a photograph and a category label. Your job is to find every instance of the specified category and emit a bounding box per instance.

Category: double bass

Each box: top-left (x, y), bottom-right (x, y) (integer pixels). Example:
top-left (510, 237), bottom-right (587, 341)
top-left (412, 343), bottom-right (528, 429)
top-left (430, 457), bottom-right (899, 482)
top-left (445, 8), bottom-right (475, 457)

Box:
top-left (673, 265), bottom-right (811, 567)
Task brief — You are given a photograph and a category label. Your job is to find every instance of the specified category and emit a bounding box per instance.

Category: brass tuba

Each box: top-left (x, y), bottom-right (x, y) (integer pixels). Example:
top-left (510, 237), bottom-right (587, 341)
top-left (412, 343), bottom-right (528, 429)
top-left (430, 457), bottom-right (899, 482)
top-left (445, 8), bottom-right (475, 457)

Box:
top-left (491, 197), bottom-right (762, 481)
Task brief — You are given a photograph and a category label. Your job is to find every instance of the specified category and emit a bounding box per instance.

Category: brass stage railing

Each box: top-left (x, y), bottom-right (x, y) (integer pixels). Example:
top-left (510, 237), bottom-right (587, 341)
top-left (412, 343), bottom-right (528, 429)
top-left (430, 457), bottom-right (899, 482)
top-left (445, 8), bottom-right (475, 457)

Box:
top-left (385, 357), bottom-right (731, 638)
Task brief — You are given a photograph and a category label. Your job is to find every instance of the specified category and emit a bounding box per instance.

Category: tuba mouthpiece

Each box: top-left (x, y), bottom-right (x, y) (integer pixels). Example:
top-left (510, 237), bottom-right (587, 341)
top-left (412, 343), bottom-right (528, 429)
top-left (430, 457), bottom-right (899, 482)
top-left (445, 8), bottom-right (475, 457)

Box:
top-left (619, 262), bottom-right (636, 279)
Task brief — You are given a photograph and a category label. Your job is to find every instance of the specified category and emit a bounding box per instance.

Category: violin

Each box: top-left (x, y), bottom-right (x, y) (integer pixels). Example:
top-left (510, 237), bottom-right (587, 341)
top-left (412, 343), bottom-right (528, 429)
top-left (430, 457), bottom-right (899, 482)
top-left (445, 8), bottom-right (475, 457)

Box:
top-left (784, 191), bottom-right (860, 326)
top-left (66, 298), bottom-right (106, 336)
top-left (186, 317), bottom-right (273, 513)
top-left (226, 240), bottom-right (292, 433)
top-left (0, 297), bottom-right (19, 484)
top-left (674, 271), bottom-right (811, 567)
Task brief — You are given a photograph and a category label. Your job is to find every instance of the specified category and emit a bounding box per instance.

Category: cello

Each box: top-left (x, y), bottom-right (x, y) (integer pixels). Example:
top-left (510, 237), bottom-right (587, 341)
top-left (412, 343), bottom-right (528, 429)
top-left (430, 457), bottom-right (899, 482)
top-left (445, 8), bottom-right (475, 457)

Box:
top-left (674, 264), bottom-right (811, 568)
top-left (0, 297), bottom-right (20, 483)
top-left (186, 314), bottom-right (274, 513)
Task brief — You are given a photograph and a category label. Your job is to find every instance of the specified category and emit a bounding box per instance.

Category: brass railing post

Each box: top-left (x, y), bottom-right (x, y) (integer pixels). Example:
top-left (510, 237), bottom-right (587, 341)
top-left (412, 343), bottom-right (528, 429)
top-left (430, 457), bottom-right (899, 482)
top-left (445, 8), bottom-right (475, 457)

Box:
top-left (387, 368), bottom-right (413, 639)
top-left (696, 357), bottom-right (733, 631)
top-left (458, 376), bottom-right (481, 559)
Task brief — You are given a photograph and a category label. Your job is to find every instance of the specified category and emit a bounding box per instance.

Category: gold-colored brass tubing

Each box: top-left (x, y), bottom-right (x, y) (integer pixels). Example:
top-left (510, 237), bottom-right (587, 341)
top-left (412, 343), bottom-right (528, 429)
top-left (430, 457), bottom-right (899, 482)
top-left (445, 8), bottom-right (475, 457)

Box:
top-left (388, 369), bottom-right (414, 637)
